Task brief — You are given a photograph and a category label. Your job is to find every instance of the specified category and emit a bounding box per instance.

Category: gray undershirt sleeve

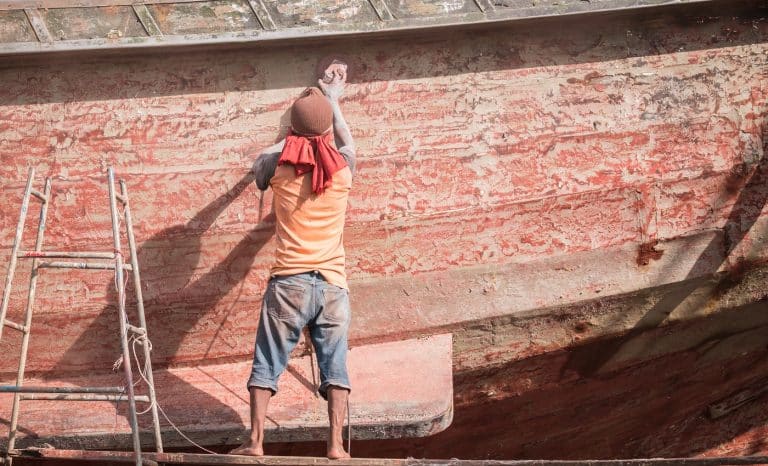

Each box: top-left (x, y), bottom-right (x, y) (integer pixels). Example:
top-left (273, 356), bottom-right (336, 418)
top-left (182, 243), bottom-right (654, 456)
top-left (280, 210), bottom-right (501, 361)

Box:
top-left (252, 151), bottom-right (280, 191)
top-left (339, 146), bottom-right (356, 178)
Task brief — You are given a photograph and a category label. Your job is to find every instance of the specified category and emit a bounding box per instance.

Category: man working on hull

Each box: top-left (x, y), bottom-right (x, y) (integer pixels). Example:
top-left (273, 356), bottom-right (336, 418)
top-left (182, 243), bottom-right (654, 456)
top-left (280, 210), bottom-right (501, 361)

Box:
top-left (232, 68), bottom-right (355, 460)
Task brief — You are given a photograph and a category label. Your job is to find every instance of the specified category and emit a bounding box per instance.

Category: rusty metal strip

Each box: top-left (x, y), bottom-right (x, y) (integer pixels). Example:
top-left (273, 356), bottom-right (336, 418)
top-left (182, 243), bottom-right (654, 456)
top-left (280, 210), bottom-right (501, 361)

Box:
top-left (472, 0), bottom-right (488, 13)
top-left (20, 393), bottom-right (151, 402)
top-left (0, 168), bottom-right (34, 345)
top-left (106, 167), bottom-right (143, 466)
top-left (127, 324), bottom-right (146, 335)
top-left (29, 189), bottom-right (47, 202)
top-left (132, 4), bottom-right (162, 36)
top-left (35, 260), bottom-right (133, 270)
top-left (23, 8), bottom-right (52, 42)
top-left (3, 173), bottom-right (49, 456)
top-left (479, 0), bottom-right (495, 11)
top-left (3, 319), bottom-right (27, 333)
top-left (0, 385), bottom-right (126, 393)
top-left (17, 250), bottom-right (114, 259)
top-left (367, 0), bottom-right (393, 21)
top-left (119, 178), bottom-right (163, 453)
top-left (246, 0), bottom-right (275, 30)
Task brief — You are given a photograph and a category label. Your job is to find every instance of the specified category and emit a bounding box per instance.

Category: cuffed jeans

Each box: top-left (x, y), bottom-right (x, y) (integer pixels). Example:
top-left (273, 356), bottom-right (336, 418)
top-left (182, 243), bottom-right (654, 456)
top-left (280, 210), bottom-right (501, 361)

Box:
top-left (247, 271), bottom-right (351, 399)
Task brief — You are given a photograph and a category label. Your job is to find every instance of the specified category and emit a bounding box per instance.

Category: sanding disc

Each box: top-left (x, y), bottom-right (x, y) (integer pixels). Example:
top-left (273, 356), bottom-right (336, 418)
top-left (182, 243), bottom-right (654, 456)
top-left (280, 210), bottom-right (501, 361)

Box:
top-left (317, 56), bottom-right (350, 83)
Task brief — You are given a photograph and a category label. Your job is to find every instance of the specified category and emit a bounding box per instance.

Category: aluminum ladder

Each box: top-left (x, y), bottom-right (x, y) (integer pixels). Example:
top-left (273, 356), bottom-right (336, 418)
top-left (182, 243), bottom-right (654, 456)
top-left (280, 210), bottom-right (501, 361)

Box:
top-left (0, 167), bottom-right (163, 466)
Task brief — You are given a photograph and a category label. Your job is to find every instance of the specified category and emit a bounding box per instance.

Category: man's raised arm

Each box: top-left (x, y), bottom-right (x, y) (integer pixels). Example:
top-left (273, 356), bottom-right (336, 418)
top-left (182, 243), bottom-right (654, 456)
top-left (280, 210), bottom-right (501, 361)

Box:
top-left (319, 69), bottom-right (356, 176)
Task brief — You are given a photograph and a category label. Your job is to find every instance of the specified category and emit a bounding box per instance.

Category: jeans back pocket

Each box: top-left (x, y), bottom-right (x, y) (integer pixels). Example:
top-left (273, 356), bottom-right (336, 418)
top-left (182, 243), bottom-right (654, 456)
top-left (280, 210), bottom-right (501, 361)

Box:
top-left (267, 281), bottom-right (308, 323)
top-left (320, 285), bottom-right (350, 325)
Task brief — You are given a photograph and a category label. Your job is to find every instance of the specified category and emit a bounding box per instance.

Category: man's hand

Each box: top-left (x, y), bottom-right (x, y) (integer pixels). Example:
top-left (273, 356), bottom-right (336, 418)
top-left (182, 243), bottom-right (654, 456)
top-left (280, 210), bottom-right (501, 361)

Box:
top-left (317, 60), bottom-right (355, 160)
top-left (318, 63), bottom-right (347, 102)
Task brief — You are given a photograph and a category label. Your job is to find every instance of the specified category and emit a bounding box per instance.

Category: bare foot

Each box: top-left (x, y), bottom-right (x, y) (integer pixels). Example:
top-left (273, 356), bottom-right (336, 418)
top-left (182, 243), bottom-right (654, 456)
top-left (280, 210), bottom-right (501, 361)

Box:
top-left (326, 446), bottom-right (350, 460)
top-left (230, 439), bottom-right (264, 456)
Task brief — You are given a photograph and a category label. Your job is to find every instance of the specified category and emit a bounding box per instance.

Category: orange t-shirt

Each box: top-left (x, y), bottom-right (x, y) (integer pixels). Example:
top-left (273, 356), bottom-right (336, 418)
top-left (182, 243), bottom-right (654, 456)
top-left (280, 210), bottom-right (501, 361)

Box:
top-left (269, 164), bottom-right (352, 289)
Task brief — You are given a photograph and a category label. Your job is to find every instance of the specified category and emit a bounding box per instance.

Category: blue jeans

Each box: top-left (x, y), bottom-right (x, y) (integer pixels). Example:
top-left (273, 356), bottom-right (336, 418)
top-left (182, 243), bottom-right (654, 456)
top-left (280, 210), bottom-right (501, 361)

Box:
top-left (247, 271), bottom-right (351, 399)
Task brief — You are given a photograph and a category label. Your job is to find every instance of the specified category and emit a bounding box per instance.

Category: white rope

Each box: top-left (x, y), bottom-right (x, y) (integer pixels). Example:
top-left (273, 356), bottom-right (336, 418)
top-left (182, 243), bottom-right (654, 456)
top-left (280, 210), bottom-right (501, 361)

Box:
top-left (130, 336), bottom-right (153, 415)
top-left (111, 207), bottom-right (219, 455)
top-left (129, 332), bottom-right (219, 455)
top-left (157, 401), bottom-right (219, 455)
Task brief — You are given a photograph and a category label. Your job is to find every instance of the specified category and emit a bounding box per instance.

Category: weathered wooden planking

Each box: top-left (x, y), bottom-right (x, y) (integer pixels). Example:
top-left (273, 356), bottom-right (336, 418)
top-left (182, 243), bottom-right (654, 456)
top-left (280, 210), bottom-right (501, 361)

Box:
top-left (0, 0), bottom-right (731, 55)
top-left (260, 0), bottom-right (380, 29)
top-left (0, 9), bottom-right (766, 375)
top-left (0, 10), bottom-right (35, 42)
top-left (147, 0), bottom-right (261, 35)
top-left (1, 223), bottom-right (766, 379)
top-left (11, 448), bottom-right (768, 465)
top-left (36, 5), bottom-right (145, 40)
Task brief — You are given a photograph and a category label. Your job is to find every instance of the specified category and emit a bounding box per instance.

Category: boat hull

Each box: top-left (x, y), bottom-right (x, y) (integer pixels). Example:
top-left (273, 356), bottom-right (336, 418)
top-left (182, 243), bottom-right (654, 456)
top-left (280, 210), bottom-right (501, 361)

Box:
top-left (0, 0), bottom-right (767, 460)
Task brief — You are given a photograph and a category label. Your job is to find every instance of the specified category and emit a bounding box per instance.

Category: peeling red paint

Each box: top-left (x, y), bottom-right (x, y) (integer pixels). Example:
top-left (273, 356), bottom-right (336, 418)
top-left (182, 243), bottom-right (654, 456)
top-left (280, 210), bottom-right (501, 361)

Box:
top-left (636, 240), bottom-right (665, 266)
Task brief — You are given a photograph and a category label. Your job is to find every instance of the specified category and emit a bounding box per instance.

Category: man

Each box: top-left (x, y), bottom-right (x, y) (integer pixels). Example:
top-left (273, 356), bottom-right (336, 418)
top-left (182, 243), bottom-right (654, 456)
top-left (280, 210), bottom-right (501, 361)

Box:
top-left (232, 68), bottom-right (355, 460)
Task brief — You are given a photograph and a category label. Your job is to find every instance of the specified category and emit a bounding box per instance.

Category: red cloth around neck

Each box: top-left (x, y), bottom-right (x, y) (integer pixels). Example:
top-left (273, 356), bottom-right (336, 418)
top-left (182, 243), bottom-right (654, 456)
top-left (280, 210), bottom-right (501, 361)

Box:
top-left (278, 131), bottom-right (348, 194)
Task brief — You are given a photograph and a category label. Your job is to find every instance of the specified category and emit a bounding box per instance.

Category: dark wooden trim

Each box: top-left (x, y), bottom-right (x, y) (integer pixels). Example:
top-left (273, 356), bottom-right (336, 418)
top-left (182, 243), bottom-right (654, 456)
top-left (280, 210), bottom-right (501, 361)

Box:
top-left (11, 448), bottom-right (768, 466)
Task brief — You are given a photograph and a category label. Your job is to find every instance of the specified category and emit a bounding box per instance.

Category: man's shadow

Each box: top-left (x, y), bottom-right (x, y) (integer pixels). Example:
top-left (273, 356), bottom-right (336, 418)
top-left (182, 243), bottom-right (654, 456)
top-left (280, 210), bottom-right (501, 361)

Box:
top-left (46, 169), bottom-right (276, 436)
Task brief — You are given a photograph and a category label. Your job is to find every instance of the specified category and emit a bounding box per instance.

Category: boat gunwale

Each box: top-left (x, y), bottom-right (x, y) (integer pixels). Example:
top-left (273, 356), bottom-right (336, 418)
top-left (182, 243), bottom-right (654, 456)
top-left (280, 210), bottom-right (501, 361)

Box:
top-left (0, 0), bottom-right (729, 57)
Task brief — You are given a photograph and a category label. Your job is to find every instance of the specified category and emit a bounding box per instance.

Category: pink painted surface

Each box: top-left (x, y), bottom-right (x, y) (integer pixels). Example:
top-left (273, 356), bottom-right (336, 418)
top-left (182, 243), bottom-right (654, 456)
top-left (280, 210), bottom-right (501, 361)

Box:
top-left (0, 334), bottom-right (453, 446)
top-left (0, 4), bottom-right (767, 461)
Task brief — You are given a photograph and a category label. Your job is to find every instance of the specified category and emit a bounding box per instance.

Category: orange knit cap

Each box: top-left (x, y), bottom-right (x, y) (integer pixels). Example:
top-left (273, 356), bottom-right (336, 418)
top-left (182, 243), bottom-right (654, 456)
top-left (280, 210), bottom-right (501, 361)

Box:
top-left (290, 87), bottom-right (333, 136)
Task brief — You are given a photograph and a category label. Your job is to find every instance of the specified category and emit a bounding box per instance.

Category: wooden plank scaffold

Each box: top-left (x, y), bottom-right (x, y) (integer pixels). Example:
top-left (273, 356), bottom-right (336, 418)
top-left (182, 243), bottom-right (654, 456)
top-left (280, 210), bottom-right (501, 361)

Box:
top-left (0, 167), bottom-right (163, 466)
top-left (9, 448), bottom-right (768, 466)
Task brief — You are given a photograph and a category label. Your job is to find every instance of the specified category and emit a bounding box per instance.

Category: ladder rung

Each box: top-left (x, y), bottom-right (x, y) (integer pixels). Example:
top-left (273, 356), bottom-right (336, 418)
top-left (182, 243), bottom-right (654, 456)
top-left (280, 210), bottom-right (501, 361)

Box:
top-left (30, 189), bottom-right (48, 202)
top-left (18, 251), bottom-right (115, 260)
top-left (0, 386), bottom-right (125, 394)
top-left (115, 193), bottom-right (127, 204)
top-left (20, 393), bottom-right (151, 403)
top-left (3, 319), bottom-right (27, 333)
top-left (36, 261), bottom-right (132, 271)
top-left (127, 325), bottom-right (146, 336)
